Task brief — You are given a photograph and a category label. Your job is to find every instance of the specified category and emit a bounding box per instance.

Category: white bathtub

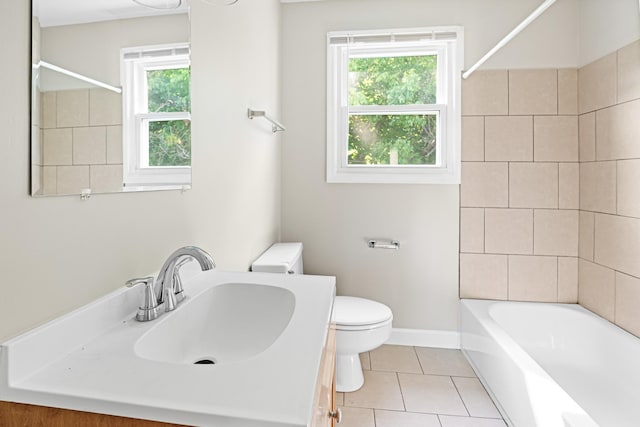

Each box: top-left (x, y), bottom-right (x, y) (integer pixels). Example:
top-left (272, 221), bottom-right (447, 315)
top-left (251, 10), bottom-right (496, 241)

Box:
top-left (460, 299), bottom-right (640, 427)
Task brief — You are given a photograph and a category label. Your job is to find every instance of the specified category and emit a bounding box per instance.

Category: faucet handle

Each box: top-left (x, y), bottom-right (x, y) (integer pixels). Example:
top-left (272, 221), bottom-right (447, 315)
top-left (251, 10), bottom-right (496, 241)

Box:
top-left (126, 276), bottom-right (163, 322)
top-left (172, 257), bottom-right (192, 304)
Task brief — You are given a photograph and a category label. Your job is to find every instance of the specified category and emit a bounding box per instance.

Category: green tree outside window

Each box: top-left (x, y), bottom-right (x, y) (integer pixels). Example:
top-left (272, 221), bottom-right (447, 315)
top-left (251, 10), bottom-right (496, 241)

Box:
top-left (348, 55), bottom-right (438, 166)
top-left (146, 68), bottom-right (191, 167)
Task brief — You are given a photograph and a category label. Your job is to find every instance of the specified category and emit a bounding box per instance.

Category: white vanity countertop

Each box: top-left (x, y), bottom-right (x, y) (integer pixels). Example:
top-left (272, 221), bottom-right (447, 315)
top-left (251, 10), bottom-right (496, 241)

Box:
top-left (0, 270), bottom-right (336, 427)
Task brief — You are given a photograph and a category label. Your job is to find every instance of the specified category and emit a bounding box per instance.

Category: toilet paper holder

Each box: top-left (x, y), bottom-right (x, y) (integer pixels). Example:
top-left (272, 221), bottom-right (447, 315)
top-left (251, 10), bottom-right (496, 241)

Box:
top-left (367, 239), bottom-right (400, 250)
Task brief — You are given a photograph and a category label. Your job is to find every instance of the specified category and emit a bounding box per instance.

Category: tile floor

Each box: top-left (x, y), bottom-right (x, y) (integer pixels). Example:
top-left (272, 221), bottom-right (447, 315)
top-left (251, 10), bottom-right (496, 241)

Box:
top-left (336, 345), bottom-right (506, 427)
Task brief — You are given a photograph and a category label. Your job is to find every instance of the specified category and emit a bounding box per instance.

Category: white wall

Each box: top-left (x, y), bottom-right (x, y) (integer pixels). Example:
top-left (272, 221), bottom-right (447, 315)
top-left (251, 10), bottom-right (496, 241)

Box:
top-left (280, 0), bottom-right (579, 332)
top-left (0, 0), bottom-right (281, 342)
top-left (41, 14), bottom-right (189, 87)
top-left (578, 0), bottom-right (640, 66)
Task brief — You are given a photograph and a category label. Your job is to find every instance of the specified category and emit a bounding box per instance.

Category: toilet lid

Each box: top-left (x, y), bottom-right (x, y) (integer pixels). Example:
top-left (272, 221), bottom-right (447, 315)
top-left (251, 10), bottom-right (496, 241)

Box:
top-left (332, 296), bottom-right (393, 326)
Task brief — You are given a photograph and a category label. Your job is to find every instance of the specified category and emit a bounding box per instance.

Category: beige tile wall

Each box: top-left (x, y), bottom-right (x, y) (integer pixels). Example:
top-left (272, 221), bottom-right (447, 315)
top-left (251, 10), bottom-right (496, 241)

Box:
top-left (38, 88), bottom-right (123, 195)
top-left (460, 68), bottom-right (579, 303)
top-left (577, 39), bottom-right (640, 338)
top-left (460, 40), bottom-right (640, 339)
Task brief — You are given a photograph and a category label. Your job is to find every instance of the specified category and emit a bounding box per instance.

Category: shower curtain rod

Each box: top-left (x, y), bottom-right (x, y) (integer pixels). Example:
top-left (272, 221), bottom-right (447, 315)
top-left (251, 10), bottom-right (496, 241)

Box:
top-left (462, 0), bottom-right (557, 79)
top-left (37, 61), bottom-right (122, 94)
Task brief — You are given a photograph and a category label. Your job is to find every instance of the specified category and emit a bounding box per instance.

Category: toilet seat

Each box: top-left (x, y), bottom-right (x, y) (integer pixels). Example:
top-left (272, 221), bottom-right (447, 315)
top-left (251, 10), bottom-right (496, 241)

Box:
top-left (332, 296), bottom-right (393, 331)
top-left (335, 317), bottom-right (393, 331)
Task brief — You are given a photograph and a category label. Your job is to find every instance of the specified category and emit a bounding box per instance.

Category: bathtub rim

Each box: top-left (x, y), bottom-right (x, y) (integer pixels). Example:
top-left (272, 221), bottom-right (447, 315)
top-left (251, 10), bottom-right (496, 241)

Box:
top-left (459, 298), bottom-right (601, 427)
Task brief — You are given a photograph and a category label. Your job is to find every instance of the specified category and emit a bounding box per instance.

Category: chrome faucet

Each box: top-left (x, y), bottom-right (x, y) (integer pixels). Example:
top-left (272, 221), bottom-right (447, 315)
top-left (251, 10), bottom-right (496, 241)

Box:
top-left (126, 246), bottom-right (215, 322)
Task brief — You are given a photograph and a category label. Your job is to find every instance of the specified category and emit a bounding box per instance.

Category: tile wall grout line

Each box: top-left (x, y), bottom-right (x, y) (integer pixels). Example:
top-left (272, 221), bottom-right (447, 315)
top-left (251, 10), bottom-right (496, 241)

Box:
top-left (557, 163), bottom-right (561, 209)
top-left (483, 115), bottom-right (486, 162)
top-left (579, 255), bottom-right (640, 281)
top-left (592, 207), bottom-right (596, 261)
top-left (531, 208), bottom-right (536, 257)
top-left (556, 254), bottom-right (560, 303)
top-left (506, 251), bottom-right (510, 301)
top-left (615, 160), bottom-right (619, 216)
top-left (507, 161), bottom-right (510, 209)
top-left (531, 115), bottom-right (535, 163)
top-left (613, 270), bottom-right (618, 324)
top-left (482, 207), bottom-right (486, 254)
top-left (556, 69), bottom-right (559, 115)
top-left (593, 104), bottom-right (599, 161)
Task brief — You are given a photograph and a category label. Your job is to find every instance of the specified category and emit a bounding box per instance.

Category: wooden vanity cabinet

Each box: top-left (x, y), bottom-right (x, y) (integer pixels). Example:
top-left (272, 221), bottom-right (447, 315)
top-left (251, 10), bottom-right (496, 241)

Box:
top-left (0, 400), bottom-right (186, 426)
top-left (310, 323), bottom-right (338, 427)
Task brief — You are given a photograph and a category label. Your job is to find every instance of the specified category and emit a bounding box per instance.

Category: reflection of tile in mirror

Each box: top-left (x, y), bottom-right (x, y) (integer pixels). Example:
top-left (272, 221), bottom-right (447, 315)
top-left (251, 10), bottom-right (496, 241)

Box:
top-left (42, 92), bottom-right (57, 129)
top-left (57, 165), bottom-right (89, 195)
top-left (57, 89), bottom-right (89, 128)
top-left (33, 88), bottom-right (41, 127)
top-left (31, 164), bottom-right (42, 196)
top-left (43, 128), bottom-right (72, 166)
top-left (90, 89), bottom-right (122, 126)
top-left (73, 127), bottom-right (106, 165)
top-left (90, 165), bottom-right (123, 193)
top-left (106, 126), bottom-right (123, 164)
top-left (42, 166), bottom-right (57, 195)
top-left (31, 125), bottom-right (42, 165)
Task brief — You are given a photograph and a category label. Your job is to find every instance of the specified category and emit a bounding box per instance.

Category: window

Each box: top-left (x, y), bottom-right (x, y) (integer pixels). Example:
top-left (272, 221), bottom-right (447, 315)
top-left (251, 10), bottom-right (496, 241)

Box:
top-left (327, 27), bottom-right (463, 184)
top-left (121, 43), bottom-right (191, 187)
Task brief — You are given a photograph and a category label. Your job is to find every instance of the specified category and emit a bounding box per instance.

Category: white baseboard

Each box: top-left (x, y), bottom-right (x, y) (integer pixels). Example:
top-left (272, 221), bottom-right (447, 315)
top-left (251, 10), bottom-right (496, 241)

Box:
top-left (386, 328), bottom-right (460, 349)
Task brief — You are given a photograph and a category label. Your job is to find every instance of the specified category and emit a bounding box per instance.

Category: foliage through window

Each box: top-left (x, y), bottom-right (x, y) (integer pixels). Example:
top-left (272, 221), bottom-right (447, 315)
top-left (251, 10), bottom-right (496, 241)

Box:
top-left (348, 55), bottom-right (438, 166)
top-left (327, 28), bottom-right (463, 184)
top-left (122, 44), bottom-right (191, 187)
top-left (147, 68), bottom-right (191, 167)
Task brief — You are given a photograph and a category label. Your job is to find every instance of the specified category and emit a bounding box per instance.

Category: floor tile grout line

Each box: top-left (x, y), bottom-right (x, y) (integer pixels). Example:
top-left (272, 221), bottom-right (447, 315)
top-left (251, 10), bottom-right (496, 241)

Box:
top-left (394, 371), bottom-right (477, 379)
top-left (413, 345), bottom-right (426, 375)
top-left (340, 347), bottom-right (505, 424)
top-left (345, 405), bottom-right (460, 417)
top-left (395, 371), bottom-right (407, 412)
top-left (450, 375), bottom-right (471, 418)
top-left (369, 368), bottom-right (426, 374)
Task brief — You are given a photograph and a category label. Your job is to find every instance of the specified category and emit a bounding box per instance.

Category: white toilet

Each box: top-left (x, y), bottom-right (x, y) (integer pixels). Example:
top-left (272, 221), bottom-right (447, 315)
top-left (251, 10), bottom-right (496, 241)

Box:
top-left (251, 242), bottom-right (393, 392)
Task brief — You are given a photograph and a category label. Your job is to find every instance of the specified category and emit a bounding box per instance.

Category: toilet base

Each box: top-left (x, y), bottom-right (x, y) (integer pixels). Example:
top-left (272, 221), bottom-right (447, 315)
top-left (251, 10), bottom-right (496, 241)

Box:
top-left (336, 353), bottom-right (364, 392)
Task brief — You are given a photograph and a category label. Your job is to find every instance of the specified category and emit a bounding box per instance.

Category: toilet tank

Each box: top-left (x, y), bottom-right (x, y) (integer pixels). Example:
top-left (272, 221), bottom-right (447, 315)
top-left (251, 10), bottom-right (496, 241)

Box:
top-left (251, 242), bottom-right (304, 274)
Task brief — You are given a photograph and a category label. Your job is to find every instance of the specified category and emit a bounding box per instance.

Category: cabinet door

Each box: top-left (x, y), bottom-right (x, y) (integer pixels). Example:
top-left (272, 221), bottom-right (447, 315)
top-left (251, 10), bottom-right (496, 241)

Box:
top-left (310, 323), bottom-right (337, 427)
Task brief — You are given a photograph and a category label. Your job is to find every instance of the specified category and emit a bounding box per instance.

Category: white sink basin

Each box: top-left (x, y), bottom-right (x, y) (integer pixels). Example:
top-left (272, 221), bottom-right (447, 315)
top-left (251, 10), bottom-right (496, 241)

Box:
top-left (0, 270), bottom-right (335, 427)
top-left (135, 283), bottom-right (295, 365)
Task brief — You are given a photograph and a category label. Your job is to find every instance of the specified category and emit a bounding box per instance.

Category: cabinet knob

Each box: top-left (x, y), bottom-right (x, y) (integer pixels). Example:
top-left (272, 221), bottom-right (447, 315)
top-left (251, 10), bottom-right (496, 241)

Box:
top-left (329, 408), bottom-right (342, 424)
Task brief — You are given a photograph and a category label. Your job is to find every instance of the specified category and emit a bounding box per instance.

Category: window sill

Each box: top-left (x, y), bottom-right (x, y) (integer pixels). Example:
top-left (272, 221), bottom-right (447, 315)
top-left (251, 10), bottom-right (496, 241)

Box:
top-left (326, 167), bottom-right (460, 184)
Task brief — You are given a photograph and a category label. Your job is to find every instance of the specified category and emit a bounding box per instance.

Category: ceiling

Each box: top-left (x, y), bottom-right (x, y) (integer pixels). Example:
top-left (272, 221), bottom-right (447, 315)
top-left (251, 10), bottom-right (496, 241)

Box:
top-left (34, 0), bottom-right (189, 27)
top-left (34, 0), bottom-right (327, 28)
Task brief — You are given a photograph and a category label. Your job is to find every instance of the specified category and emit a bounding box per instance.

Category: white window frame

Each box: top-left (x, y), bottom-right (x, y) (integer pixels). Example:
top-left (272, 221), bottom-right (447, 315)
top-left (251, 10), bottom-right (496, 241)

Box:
top-left (121, 43), bottom-right (191, 187)
top-left (327, 27), bottom-right (464, 184)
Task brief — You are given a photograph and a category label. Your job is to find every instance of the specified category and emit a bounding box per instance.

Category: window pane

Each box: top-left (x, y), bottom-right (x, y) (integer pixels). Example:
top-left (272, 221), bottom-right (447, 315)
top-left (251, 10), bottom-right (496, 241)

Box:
top-left (348, 114), bottom-right (437, 165)
top-left (147, 68), bottom-right (191, 113)
top-left (148, 119), bottom-right (191, 167)
top-left (349, 55), bottom-right (437, 106)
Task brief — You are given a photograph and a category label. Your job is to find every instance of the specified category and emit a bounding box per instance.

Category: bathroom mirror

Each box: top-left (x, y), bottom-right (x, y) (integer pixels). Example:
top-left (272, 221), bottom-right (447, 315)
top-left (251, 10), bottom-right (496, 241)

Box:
top-left (30, 0), bottom-right (191, 197)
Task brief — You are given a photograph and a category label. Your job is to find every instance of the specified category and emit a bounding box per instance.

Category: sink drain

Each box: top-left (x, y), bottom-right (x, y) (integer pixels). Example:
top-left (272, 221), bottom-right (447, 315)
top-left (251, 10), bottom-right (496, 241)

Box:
top-left (193, 358), bottom-right (216, 365)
